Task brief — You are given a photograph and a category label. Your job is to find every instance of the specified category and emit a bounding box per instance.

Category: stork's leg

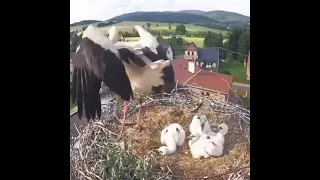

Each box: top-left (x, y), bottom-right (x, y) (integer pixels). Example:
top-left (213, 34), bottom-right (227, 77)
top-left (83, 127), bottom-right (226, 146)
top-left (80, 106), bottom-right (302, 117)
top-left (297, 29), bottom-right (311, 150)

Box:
top-left (135, 95), bottom-right (143, 130)
top-left (117, 101), bottom-right (128, 141)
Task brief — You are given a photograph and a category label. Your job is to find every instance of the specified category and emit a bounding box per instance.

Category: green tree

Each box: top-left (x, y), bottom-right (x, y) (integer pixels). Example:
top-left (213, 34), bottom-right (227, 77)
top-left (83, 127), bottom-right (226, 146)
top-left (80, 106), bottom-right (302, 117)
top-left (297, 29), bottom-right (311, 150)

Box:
top-left (168, 24), bottom-right (171, 30)
top-left (167, 35), bottom-right (186, 56)
top-left (217, 32), bottom-right (224, 47)
top-left (227, 28), bottom-right (244, 61)
top-left (175, 24), bottom-right (186, 35)
top-left (226, 52), bottom-right (234, 62)
top-left (237, 29), bottom-right (250, 62)
top-left (203, 31), bottom-right (223, 48)
top-left (156, 24), bottom-right (159, 27)
top-left (203, 31), bottom-right (213, 47)
top-left (146, 22), bottom-right (151, 28)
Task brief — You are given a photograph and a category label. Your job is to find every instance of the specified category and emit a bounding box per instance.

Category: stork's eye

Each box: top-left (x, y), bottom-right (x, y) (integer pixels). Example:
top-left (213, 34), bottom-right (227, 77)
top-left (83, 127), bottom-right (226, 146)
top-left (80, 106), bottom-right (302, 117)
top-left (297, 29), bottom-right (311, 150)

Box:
top-left (165, 129), bottom-right (168, 133)
top-left (219, 126), bottom-right (223, 129)
top-left (206, 136), bottom-right (210, 139)
top-left (176, 128), bottom-right (180, 132)
top-left (197, 116), bottom-right (200, 120)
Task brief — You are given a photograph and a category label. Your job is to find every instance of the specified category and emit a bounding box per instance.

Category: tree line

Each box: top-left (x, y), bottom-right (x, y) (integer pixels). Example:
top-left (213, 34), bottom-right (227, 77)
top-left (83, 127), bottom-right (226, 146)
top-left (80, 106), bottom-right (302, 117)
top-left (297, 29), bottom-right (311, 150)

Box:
top-left (203, 27), bottom-right (250, 62)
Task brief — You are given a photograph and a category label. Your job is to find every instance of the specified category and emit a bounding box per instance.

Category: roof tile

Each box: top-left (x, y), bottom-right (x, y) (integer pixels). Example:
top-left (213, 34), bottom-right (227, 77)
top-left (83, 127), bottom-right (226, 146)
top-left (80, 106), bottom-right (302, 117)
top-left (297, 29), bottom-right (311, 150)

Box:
top-left (172, 58), bottom-right (233, 94)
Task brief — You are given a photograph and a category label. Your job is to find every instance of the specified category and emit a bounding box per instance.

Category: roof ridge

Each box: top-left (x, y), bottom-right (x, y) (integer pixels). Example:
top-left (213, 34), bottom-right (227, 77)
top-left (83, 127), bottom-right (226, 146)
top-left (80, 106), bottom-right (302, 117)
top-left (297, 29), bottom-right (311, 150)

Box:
top-left (183, 69), bottom-right (202, 85)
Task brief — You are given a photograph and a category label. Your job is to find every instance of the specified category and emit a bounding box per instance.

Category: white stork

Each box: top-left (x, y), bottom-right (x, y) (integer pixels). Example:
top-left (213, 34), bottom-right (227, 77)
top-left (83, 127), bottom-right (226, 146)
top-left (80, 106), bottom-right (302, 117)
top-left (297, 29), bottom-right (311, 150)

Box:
top-left (71, 25), bottom-right (176, 141)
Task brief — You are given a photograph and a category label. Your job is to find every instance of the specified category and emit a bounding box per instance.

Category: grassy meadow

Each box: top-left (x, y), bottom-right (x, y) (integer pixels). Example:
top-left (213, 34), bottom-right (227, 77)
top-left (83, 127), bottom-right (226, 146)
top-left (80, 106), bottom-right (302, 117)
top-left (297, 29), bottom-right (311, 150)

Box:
top-left (126, 36), bottom-right (205, 47)
top-left (71, 21), bottom-right (228, 36)
top-left (220, 61), bottom-right (249, 83)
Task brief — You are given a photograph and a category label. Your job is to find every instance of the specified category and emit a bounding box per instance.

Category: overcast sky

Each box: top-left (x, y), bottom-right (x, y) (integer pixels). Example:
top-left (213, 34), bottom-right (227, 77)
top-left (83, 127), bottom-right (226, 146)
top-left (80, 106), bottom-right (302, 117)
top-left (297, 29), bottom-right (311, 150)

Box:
top-left (70, 0), bottom-right (250, 24)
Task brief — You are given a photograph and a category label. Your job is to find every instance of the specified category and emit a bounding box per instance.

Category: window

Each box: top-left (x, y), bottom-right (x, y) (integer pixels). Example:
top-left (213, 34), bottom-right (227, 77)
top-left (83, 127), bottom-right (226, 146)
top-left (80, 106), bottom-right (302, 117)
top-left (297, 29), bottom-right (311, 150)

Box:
top-left (191, 51), bottom-right (194, 56)
top-left (201, 91), bottom-right (205, 96)
top-left (206, 92), bottom-right (210, 96)
top-left (188, 51), bottom-right (190, 55)
top-left (212, 63), bottom-right (216, 68)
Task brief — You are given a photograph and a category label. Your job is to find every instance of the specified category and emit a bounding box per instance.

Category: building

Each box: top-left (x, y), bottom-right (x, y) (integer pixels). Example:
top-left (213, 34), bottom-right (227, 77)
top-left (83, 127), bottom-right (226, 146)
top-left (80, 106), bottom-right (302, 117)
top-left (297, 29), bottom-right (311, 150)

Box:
top-left (156, 36), bottom-right (174, 60)
top-left (184, 42), bottom-right (220, 72)
top-left (172, 58), bottom-right (234, 103)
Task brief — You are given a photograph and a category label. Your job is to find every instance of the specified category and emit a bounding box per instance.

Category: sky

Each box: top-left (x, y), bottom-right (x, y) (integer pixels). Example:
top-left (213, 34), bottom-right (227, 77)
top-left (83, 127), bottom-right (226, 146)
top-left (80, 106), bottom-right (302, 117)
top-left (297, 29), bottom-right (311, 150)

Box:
top-left (70, 0), bottom-right (250, 24)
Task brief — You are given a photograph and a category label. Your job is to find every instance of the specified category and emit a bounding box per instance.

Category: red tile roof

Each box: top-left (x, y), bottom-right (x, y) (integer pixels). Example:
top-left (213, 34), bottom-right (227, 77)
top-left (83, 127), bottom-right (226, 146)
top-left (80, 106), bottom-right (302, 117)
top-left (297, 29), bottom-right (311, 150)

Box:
top-left (172, 58), bottom-right (234, 94)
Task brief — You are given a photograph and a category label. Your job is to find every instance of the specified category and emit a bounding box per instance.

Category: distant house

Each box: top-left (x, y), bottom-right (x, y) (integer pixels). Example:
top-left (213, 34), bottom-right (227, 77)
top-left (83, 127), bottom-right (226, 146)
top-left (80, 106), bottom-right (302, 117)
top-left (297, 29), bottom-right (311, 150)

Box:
top-left (156, 36), bottom-right (174, 60)
top-left (172, 58), bottom-right (236, 103)
top-left (184, 42), bottom-right (220, 72)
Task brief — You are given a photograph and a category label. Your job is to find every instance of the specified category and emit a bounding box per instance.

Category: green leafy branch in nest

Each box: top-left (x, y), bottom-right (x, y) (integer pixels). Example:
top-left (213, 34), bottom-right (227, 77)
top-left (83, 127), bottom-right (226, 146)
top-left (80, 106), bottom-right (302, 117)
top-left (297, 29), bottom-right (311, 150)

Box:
top-left (70, 121), bottom-right (171, 180)
top-left (101, 141), bottom-right (157, 179)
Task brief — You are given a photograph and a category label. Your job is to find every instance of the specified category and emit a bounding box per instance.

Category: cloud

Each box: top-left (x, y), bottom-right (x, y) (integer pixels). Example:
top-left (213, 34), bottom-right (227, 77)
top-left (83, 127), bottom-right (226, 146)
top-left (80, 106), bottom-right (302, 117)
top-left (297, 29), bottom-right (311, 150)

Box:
top-left (70, 0), bottom-right (250, 23)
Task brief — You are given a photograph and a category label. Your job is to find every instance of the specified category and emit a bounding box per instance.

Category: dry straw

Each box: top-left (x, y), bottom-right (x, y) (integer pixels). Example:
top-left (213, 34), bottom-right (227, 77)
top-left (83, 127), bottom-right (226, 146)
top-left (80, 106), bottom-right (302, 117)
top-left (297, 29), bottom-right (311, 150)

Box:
top-left (70, 88), bottom-right (250, 180)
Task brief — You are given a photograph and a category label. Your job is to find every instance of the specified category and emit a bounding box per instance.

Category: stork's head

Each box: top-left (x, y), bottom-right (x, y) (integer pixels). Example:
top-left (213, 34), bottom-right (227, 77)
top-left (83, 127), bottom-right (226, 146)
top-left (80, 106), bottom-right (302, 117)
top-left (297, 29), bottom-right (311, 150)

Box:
top-left (218, 123), bottom-right (229, 136)
top-left (192, 114), bottom-right (200, 121)
top-left (200, 115), bottom-right (207, 121)
top-left (187, 133), bottom-right (200, 147)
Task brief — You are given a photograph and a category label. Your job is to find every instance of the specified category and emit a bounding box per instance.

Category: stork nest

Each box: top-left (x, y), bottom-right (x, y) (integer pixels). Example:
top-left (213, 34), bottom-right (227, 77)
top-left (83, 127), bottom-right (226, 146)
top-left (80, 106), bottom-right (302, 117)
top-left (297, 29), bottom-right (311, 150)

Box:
top-left (70, 88), bottom-right (250, 180)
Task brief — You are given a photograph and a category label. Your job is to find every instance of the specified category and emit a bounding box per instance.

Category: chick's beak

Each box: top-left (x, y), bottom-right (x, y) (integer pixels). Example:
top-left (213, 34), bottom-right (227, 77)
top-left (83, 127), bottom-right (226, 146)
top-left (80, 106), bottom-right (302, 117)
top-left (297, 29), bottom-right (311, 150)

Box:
top-left (186, 135), bottom-right (195, 139)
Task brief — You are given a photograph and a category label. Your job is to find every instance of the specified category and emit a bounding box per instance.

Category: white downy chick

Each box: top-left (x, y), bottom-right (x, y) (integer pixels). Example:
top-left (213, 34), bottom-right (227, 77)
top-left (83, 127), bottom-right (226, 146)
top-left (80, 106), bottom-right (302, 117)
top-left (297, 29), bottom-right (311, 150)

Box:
top-left (157, 123), bottom-right (186, 155)
top-left (188, 115), bottom-right (213, 138)
top-left (203, 123), bottom-right (229, 157)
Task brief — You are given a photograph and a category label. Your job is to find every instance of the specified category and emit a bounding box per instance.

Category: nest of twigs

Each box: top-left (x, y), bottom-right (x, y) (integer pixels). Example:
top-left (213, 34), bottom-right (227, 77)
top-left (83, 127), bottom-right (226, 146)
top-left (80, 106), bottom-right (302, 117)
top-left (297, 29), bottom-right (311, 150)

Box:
top-left (70, 88), bottom-right (250, 180)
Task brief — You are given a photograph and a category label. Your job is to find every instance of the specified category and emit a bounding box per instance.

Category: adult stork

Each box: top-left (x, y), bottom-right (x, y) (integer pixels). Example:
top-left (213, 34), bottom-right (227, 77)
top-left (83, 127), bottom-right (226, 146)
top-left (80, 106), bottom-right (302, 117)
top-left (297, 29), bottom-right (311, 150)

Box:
top-left (71, 25), bottom-right (175, 141)
top-left (110, 25), bottom-right (176, 131)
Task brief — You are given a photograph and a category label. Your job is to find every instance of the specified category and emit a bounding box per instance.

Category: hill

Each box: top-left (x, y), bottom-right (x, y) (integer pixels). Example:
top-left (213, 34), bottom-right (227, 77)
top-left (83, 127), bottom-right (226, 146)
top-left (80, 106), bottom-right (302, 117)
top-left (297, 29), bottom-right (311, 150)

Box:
top-left (70, 20), bottom-right (101, 27)
top-left (109, 11), bottom-right (221, 25)
top-left (107, 11), bottom-right (249, 30)
top-left (70, 10), bottom-right (249, 31)
top-left (178, 10), bottom-right (250, 23)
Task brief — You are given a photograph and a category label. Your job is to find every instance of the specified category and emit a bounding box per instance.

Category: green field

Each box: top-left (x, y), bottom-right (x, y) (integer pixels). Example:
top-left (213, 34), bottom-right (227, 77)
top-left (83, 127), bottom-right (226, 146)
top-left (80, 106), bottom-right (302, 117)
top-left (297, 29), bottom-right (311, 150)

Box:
top-left (126, 36), bottom-right (205, 47)
top-left (220, 61), bottom-right (248, 83)
top-left (71, 21), bottom-right (228, 36)
top-left (70, 96), bottom-right (77, 109)
top-left (241, 96), bottom-right (250, 109)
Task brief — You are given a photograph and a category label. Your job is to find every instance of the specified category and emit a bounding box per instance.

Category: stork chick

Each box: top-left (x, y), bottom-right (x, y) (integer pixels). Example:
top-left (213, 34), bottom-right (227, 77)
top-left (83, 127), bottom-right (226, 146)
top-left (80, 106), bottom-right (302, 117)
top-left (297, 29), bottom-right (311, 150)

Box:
top-left (187, 114), bottom-right (213, 139)
top-left (157, 123), bottom-right (185, 155)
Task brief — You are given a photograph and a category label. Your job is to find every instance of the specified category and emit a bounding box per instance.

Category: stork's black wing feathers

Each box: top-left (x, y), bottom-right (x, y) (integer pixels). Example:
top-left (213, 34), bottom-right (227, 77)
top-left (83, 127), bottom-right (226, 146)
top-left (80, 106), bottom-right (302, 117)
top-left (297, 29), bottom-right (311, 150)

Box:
top-left (71, 38), bottom-right (133, 120)
top-left (139, 47), bottom-right (176, 93)
top-left (101, 49), bottom-right (134, 102)
top-left (117, 48), bottom-right (147, 67)
top-left (71, 44), bottom-right (102, 120)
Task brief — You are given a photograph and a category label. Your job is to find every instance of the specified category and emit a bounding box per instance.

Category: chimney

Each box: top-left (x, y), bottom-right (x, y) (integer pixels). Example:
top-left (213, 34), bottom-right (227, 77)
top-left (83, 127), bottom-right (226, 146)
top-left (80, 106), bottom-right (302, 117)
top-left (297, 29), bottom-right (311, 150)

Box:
top-left (188, 61), bottom-right (196, 73)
